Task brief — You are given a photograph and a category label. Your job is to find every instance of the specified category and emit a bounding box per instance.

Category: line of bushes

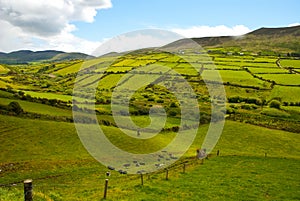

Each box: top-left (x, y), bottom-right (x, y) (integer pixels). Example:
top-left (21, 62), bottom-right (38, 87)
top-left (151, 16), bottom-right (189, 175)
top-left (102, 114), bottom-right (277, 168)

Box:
top-left (1, 88), bottom-right (71, 109)
top-left (227, 96), bottom-right (264, 106)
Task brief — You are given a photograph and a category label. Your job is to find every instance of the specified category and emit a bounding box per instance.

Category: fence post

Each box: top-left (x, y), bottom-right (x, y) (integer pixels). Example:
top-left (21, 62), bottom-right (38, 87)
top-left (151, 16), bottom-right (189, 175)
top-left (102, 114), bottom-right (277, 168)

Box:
top-left (183, 163), bottom-right (186, 174)
top-left (103, 179), bottom-right (109, 199)
top-left (165, 169), bottom-right (169, 180)
top-left (24, 179), bottom-right (33, 201)
top-left (217, 150), bottom-right (220, 156)
top-left (140, 173), bottom-right (144, 186)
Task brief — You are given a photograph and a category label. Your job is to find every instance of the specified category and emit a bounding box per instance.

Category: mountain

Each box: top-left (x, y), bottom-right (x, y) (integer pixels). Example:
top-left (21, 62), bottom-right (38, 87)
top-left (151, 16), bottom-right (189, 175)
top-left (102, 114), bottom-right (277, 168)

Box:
top-left (0, 50), bottom-right (93, 64)
top-left (162, 25), bottom-right (300, 54)
top-left (1, 25), bottom-right (299, 64)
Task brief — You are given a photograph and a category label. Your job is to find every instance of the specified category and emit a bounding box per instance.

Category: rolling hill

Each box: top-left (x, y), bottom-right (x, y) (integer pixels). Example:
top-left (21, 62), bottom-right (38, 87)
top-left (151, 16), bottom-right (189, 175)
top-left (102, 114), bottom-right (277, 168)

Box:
top-left (0, 50), bottom-right (93, 64)
top-left (0, 24), bottom-right (299, 200)
top-left (163, 25), bottom-right (300, 54)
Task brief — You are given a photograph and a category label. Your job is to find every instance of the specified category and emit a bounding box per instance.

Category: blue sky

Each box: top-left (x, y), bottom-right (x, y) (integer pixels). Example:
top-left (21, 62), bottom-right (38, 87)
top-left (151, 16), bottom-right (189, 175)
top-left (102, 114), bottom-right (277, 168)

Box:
top-left (0, 0), bottom-right (299, 54)
top-left (74, 0), bottom-right (300, 41)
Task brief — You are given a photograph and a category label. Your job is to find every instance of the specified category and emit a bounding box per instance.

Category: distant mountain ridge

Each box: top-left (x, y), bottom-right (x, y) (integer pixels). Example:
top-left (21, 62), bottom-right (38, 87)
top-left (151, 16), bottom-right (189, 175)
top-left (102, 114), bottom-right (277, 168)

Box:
top-left (1, 25), bottom-right (300, 64)
top-left (162, 25), bottom-right (300, 54)
top-left (0, 50), bottom-right (93, 64)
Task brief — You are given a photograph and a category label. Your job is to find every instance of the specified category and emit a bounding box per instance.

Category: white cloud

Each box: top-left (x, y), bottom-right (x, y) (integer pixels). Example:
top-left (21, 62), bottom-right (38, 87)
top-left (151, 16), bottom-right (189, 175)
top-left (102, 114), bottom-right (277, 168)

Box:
top-left (93, 29), bottom-right (182, 56)
top-left (0, 0), bottom-right (112, 36)
top-left (0, 0), bottom-right (112, 54)
top-left (288, 22), bottom-right (300, 27)
top-left (172, 25), bottom-right (251, 38)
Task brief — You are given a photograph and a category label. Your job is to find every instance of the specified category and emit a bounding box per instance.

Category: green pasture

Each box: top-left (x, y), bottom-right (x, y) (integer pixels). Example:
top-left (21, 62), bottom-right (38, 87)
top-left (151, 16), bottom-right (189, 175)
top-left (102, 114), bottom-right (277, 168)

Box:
top-left (0, 97), bottom-right (72, 117)
top-left (269, 85), bottom-right (300, 102)
top-left (224, 86), bottom-right (269, 99)
top-left (75, 74), bottom-right (101, 87)
top-left (53, 62), bottom-right (84, 75)
top-left (0, 65), bottom-right (9, 74)
top-left (248, 67), bottom-right (289, 74)
top-left (159, 55), bottom-right (182, 63)
top-left (259, 74), bottom-right (300, 85)
top-left (0, 114), bottom-right (299, 200)
top-left (112, 58), bottom-right (136, 67)
top-left (202, 70), bottom-right (266, 87)
top-left (130, 59), bottom-right (157, 66)
top-left (280, 59), bottom-right (300, 68)
top-left (97, 74), bottom-right (123, 89)
top-left (214, 65), bottom-right (242, 70)
top-left (24, 91), bottom-right (73, 102)
top-left (106, 66), bottom-right (133, 73)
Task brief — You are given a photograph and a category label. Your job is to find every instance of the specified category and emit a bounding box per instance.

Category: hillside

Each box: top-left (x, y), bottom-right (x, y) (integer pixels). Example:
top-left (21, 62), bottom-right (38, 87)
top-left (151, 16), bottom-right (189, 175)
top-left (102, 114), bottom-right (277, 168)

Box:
top-left (163, 25), bottom-right (300, 54)
top-left (0, 25), bottom-right (299, 200)
top-left (0, 50), bottom-right (93, 64)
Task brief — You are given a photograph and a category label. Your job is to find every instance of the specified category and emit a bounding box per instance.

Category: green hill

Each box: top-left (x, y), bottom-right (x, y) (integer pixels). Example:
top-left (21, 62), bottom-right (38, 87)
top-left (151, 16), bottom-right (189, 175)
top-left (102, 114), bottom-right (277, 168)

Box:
top-left (0, 25), bottom-right (299, 200)
top-left (0, 50), bottom-right (93, 64)
top-left (163, 25), bottom-right (300, 54)
top-left (0, 114), bottom-right (299, 200)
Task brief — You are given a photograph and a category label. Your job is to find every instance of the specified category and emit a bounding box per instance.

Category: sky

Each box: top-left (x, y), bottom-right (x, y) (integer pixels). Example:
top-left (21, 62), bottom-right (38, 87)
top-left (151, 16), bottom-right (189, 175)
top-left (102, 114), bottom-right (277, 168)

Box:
top-left (0, 0), bottom-right (299, 55)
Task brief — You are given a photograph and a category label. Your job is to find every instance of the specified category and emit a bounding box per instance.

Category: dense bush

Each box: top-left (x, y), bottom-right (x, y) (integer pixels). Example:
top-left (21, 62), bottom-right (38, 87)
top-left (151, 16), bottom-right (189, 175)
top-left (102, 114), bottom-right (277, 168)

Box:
top-left (228, 96), bottom-right (263, 106)
top-left (226, 107), bottom-right (236, 114)
top-left (8, 101), bottom-right (23, 114)
top-left (168, 109), bottom-right (178, 117)
top-left (169, 102), bottom-right (178, 108)
top-left (269, 100), bottom-right (281, 109)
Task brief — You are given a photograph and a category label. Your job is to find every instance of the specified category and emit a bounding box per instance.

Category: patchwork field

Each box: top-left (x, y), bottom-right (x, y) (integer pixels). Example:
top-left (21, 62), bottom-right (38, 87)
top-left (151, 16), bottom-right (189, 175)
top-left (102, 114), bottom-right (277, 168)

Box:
top-left (0, 47), bottom-right (299, 200)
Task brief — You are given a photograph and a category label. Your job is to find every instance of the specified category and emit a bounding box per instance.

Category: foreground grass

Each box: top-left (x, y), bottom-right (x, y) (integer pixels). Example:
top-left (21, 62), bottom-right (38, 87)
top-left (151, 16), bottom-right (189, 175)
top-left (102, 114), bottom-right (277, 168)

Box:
top-left (0, 114), bottom-right (299, 200)
top-left (1, 156), bottom-right (299, 201)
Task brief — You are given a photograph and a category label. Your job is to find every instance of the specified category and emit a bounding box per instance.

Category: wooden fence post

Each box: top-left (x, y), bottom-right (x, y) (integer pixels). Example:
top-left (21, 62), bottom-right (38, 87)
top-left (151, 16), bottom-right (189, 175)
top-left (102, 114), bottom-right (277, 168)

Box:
top-left (103, 179), bottom-right (109, 199)
top-left (165, 169), bottom-right (169, 180)
top-left (140, 173), bottom-right (144, 186)
top-left (183, 163), bottom-right (186, 173)
top-left (24, 179), bottom-right (33, 201)
top-left (217, 150), bottom-right (220, 156)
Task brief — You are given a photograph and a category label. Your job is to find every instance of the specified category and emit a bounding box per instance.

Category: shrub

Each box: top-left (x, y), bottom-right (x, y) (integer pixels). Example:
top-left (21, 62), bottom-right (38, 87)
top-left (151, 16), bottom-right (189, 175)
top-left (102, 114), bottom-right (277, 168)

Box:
top-left (169, 102), bottom-right (178, 108)
top-left (168, 109), bottom-right (178, 116)
top-left (241, 104), bottom-right (252, 110)
top-left (226, 107), bottom-right (235, 114)
top-left (8, 101), bottom-right (23, 114)
top-left (269, 100), bottom-right (281, 109)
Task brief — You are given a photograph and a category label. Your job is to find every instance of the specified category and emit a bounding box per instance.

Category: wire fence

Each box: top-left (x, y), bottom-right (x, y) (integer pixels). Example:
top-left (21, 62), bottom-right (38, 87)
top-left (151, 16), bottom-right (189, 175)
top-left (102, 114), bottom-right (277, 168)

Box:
top-left (1, 150), bottom-right (220, 200)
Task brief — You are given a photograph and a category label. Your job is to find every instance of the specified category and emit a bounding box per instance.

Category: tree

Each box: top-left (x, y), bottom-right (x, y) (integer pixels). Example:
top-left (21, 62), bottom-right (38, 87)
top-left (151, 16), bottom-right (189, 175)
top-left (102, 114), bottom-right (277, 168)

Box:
top-left (8, 101), bottom-right (23, 114)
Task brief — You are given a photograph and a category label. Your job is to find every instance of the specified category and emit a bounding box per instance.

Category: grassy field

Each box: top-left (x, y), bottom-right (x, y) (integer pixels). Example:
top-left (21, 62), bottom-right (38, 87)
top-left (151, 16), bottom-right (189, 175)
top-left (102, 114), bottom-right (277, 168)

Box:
top-left (258, 74), bottom-right (300, 85)
top-left (0, 97), bottom-right (72, 117)
top-left (280, 59), bottom-right (300, 68)
top-left (23, 91), bottom-right (73, 102)
top-left (0, 115), bottom-right (299, 200)
top-left (269, 85), bottom-right (300, 102)
top-left (202, 69), bottom-right (266, 87)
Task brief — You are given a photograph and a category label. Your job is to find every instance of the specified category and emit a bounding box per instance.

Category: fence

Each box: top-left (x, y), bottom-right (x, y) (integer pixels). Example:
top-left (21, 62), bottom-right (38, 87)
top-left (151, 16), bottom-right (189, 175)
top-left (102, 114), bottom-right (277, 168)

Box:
top-left (15, 150), bottom-right (224, 200)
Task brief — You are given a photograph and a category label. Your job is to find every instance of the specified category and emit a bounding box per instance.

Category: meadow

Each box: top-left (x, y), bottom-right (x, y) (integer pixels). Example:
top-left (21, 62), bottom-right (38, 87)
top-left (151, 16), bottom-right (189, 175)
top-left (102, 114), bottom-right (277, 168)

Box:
top-left (0, 115), bottom-right (299, 200)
